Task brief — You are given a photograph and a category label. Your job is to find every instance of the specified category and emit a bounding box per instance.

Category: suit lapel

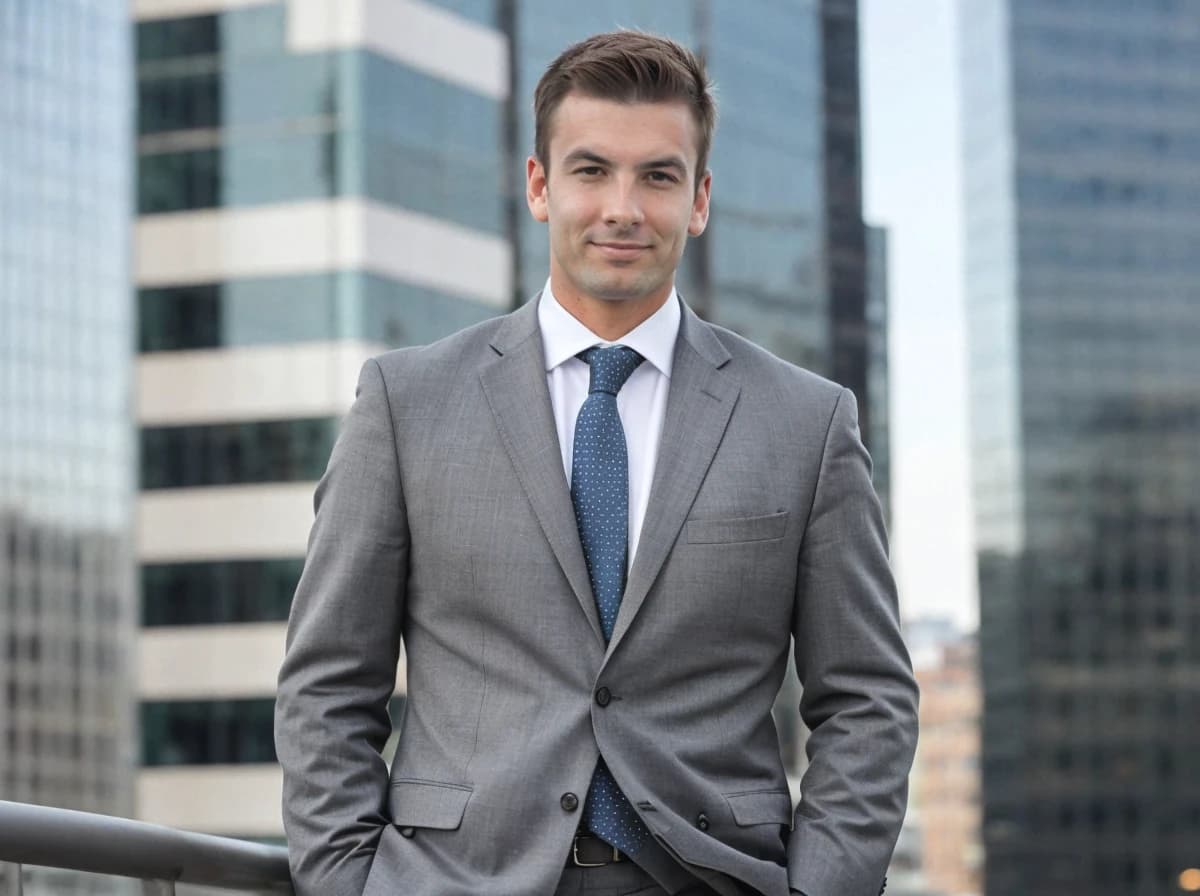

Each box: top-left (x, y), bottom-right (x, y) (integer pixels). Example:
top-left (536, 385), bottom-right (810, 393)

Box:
top-left (606, 305), bottom-right (740, 656)
top-left (478, 299), bottom-right (605, 644)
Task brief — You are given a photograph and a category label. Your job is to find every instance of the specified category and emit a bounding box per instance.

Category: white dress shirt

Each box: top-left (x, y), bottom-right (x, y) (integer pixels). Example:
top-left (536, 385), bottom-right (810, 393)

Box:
top-left (537, 280), bottom-right (680, 568)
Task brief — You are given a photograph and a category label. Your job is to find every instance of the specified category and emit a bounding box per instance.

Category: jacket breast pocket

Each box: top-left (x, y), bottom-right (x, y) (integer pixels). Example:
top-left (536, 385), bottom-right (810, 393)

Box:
top-left (685, 511), bottom-right (788, 545)
top-left (388, 779), bottom-right (473, 830)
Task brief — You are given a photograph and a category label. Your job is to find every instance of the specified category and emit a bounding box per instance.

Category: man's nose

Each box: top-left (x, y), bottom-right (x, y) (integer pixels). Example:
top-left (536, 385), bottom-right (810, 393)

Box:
top-left (601, 176), bottom-right (644, 228)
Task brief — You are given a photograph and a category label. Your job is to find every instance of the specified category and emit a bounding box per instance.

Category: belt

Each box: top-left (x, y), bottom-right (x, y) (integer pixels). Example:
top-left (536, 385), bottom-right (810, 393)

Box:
top-left (568, 832), bottom-right (628, 867)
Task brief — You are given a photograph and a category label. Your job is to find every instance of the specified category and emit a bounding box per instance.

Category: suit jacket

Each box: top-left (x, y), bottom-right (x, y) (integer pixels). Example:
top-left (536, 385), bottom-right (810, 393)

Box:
top-left (274, 297), bottom-right (919, 896)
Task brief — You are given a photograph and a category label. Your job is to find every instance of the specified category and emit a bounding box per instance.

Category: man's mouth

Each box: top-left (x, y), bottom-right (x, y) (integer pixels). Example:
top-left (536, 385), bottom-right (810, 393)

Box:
top-left (590, 241), bottom-right (649, 259)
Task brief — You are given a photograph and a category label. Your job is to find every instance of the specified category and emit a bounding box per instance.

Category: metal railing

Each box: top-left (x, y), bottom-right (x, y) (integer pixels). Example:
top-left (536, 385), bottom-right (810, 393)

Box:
top-left (0, 800), bottom-right (292, 895)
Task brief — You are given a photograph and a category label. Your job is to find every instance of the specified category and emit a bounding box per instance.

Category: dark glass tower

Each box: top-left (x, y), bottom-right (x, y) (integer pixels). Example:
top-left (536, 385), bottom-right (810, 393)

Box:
top-left (960, 2), bottom-right (1200, 893)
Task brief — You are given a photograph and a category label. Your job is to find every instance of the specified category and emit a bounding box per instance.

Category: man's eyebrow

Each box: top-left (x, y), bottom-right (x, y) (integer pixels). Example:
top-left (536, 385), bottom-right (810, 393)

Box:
top-left (561, 149), bottom-right (612, 168)
top-left (638, 156), bottom-right (688, 175)
top-left (559, 150), bottom-right (689, 176)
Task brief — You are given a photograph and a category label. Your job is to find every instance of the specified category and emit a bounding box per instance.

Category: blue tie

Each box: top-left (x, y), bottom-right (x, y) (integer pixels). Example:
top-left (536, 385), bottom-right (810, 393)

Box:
top-left (571, 345), bottom-right (651, 855)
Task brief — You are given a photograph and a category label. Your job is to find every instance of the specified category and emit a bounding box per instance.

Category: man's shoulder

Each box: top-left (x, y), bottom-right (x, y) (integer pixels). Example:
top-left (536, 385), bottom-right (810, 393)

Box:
top-left (365, 311), bottom-right (519, 402)
top-left (373, 313), bottom-right (510, 371)
top-left (700, 318), bottom-right (846, 403)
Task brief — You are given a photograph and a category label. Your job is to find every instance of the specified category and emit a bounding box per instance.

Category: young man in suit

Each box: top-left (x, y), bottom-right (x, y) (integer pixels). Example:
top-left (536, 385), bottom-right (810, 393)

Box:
top-left (275, 30), bottom-right (918, 896)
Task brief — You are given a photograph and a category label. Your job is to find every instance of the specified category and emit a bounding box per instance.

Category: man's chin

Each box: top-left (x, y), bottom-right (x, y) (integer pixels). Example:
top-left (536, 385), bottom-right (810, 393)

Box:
top-left (576, 273), bottom-right (663, 304)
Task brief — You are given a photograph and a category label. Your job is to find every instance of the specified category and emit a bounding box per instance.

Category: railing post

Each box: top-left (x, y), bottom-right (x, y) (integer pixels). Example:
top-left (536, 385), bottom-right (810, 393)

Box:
top-left (1, 862), bottom-right (21, 896)
top-left (141, 881), bottom-right (174, 896)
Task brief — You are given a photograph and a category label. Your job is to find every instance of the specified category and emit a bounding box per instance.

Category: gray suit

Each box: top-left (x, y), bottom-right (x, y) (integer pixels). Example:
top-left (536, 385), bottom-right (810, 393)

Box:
top-left (274, 297), bottom-right (918, 896)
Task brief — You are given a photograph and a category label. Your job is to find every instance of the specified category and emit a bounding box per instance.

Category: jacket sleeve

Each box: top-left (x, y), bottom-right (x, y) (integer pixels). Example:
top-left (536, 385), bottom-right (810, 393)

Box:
top-left (274, 358), bottom-right (408, 896)
top-left (787, 387), bottom-right (919, 896)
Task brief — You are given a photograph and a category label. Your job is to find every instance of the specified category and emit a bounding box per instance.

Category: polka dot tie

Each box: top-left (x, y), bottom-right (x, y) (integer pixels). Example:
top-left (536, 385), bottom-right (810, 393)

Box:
top-left (571, 345), bottom-right (651, 856)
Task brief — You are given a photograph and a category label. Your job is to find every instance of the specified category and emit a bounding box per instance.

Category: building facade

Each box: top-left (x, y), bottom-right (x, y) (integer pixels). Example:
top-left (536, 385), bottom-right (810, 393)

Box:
top-left (960, 1), bottom-right (1200, 893)
top-left (0, 0), bottom-right (135, 815)
top-left (134, 0), bottom-right (876, 836)
top-left (1, 3), bottom-right (135, 892)
top-left (133, 0), bottom-right (508, 836)
top-left (915, 636), bottom-right (981, 896)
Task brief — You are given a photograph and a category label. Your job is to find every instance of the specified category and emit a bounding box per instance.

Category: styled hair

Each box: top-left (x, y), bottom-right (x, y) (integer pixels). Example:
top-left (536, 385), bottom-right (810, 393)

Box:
top-left (533, 30), bottom-right (717, 189)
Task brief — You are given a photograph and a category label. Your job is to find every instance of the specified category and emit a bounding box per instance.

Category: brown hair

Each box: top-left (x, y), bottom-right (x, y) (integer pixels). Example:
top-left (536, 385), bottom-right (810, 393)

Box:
top-left (533, 30), bottom-right (717, 189)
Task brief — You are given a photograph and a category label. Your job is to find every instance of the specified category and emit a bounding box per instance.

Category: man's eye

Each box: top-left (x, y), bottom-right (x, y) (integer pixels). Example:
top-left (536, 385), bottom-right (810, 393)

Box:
top-left (647, 171), bottom-right (678, 184)
top-left (575, 166), bottom-right (603, 176)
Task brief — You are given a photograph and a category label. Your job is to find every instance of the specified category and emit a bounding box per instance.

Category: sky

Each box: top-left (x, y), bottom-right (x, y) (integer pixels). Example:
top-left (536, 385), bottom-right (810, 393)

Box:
top-left (859, 0), bottom-right (978, 630)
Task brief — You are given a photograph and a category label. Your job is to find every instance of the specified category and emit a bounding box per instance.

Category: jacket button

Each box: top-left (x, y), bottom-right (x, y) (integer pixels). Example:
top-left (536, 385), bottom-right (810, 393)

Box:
top-left (560, 792), bottom-right (579, 812)
top-left (595, 687), bottom-right (611, 707)
top-left (399, 827), bottom-right (415, 838)
top-left (696, 812), bottom-right (710, 831)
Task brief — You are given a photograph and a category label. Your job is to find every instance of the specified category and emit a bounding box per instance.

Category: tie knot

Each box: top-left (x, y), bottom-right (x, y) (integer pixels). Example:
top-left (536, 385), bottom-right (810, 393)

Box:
top-left (580, 345), bottom-right (644, 395)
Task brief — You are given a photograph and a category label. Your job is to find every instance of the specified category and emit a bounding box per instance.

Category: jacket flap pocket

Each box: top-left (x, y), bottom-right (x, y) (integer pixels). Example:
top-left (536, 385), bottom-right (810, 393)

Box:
top-left (389, 779), bottom-right (473, 830)
top-left (686, 511), bottom-right (788, 544)
top-left (723, 789), bottom-right (793, 827)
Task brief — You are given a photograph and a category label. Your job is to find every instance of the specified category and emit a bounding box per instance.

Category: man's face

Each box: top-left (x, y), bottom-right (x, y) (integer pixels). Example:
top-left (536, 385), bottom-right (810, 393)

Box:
top-left (526, 93), bottom-right (711, 313)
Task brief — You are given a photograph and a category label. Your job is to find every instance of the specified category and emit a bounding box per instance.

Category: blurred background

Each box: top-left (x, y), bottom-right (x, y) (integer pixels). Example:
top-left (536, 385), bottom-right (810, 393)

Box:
top-left (1, 0), bottom-right (1197, 894)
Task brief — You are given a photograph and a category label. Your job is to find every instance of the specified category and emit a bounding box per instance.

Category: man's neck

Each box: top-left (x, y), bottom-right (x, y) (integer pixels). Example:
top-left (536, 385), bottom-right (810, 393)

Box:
top-left (548, 277), bottom-right (673, 341)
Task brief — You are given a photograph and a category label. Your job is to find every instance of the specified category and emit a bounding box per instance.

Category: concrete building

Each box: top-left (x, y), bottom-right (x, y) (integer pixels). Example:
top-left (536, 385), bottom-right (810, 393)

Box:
top-left (960, 1), bottom-right (1200, 892)
top-left (915, 636), bottom-right (981, 896)
top-left (133, 0), bottom-right (505, 836)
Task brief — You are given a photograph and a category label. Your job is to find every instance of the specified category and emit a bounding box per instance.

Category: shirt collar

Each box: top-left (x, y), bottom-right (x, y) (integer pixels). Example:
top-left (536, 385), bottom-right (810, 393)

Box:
top-left (537, 278), bottom-right (681, 378)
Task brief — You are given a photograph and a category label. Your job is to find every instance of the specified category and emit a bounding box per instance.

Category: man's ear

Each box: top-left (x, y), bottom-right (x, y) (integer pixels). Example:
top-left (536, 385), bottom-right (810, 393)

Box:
top-left (526, 155), bottom-right (549, 222)
top-left (688, 169), bottom-right (713, 237)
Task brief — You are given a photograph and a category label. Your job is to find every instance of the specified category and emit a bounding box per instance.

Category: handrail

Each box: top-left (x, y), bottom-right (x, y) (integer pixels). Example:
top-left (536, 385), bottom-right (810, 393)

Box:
top-left (0, 800), bottom-right (292, 894)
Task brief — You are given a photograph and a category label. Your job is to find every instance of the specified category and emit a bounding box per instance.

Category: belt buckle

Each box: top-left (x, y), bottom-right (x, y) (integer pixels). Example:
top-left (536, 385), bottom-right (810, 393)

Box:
top-left (572, 834), bottom-right (620, 867)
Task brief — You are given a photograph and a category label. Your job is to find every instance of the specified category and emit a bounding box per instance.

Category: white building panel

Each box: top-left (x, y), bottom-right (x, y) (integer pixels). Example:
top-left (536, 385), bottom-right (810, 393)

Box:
top-left (138, 341), bottom-right (385, 426)
top-left (138, 764), bottom-right (284, 835)
top-left (287, 0), bottom-right (509, 100)
top-left (138, 483), bottom-right (315, 562)
top-left (136, 198), bottom-right (512, 309)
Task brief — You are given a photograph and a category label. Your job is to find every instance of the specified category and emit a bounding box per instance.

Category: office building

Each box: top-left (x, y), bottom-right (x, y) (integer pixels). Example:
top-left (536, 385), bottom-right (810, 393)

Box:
top-left (0, 0), bottom-right (136, 815)
top-left (915, 636), bottom-right (981, 896)
top-left (1, 3), bottom-right (135, 892)
top-left (134, 0), bottom-right (507, 836)
top-left (960, 1), bottom-right (1200, 892)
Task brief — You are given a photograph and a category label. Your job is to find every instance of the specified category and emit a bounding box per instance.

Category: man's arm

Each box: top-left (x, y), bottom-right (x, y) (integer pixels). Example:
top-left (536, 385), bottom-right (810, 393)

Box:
top-left (274, 358), bottom-right (408, 896)
top-left (787, 387), bottom-right (919, 896)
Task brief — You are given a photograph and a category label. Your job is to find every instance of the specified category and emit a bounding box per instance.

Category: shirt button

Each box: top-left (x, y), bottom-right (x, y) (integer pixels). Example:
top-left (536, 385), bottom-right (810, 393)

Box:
top-left (561, 792), bottom-right (579, 812)
top-left (399, 827), bottom-right (415, 838)
top-left (595, 687), bottom-right (612, 707)
top-left (696, 812), bottom-right (710, 831)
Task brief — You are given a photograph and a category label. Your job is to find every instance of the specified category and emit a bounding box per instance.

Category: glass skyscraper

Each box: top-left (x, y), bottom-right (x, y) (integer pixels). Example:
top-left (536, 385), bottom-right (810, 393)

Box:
top-left (960, 2), bottom-right (1200, 893)
top-left (0, 0), bottom-right (135, 815)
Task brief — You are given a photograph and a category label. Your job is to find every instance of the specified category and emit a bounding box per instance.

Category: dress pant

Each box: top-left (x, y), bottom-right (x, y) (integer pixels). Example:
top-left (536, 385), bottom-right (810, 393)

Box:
top-left (552, 862), bottom-right (739, 896)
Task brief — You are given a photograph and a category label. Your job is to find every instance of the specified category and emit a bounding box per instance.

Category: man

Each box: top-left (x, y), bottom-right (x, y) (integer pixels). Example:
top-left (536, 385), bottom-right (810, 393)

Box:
top-left (275, 30), bottom-right (917, 896)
